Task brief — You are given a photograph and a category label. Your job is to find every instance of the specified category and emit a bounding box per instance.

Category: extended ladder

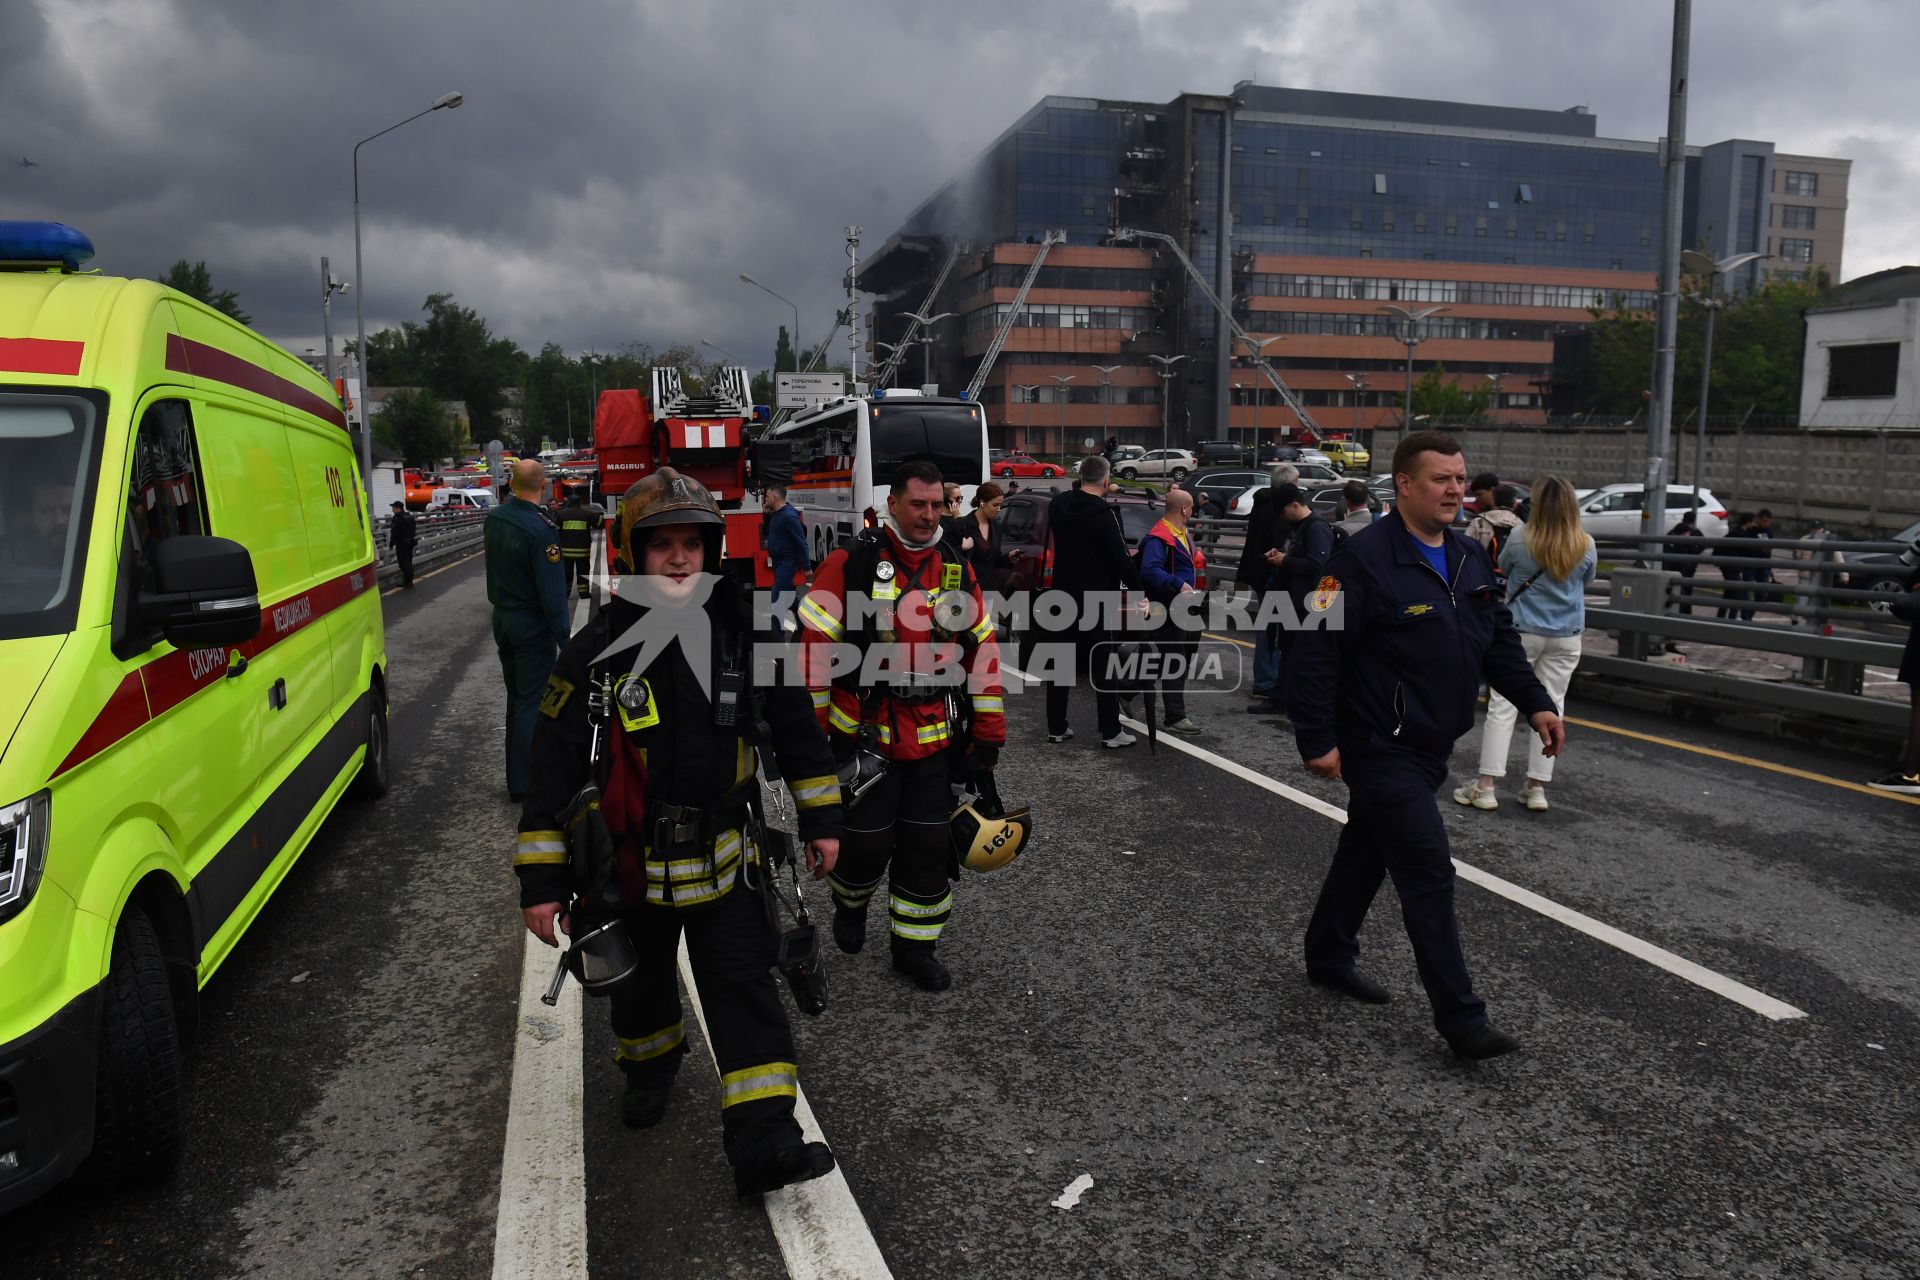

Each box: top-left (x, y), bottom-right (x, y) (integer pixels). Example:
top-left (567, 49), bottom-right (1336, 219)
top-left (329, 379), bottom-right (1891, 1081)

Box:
top-left (1108, 226), bottom-right (1321, 440)
top-left (963, 228), bottom-right (1067, 401)
top-left (871, 241), bottom-right (966, 391)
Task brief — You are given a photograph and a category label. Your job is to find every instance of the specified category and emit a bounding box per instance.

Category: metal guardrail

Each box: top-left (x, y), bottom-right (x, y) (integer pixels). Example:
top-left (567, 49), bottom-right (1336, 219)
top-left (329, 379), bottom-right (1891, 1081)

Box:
top-left (1584, 533), bottom-right (1913, 734)
top-left (373, 509), bottom-right (489, 587)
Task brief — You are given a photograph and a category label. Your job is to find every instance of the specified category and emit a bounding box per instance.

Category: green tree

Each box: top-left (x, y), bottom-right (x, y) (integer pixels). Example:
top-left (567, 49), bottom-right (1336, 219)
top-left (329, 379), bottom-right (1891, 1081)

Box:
top-left (157, 259), bottom-right (251, 325)
top-left (415, 293), bottom-right (526, 439)
top-left (774, 325), bottom-right (796, 373)
top-left (373, 387), bottom-right (455, 466)
top-left (1407, 363), bottom-right (1496, 418)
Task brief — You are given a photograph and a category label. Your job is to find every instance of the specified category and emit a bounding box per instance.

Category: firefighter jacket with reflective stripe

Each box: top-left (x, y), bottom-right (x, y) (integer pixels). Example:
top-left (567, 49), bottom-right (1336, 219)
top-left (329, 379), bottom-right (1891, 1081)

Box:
top-left (797, 527), bottom-right (1006, 762)
top-left (557, 501), bottom-right (604, 558)
top-left (514, 585), bottom-right (842, 910)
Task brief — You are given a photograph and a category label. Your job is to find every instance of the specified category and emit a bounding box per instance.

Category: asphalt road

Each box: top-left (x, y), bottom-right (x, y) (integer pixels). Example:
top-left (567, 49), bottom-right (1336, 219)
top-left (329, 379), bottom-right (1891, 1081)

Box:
top-left (8, 554), bottom-right (1917, 1279)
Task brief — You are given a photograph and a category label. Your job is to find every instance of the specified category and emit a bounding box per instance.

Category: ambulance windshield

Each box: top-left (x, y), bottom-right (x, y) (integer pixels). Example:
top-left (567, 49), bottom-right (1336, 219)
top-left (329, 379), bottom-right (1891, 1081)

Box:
top-left (0, 392), bottom-right (99, 640)
top-left (868, 403), bottom-right (986, 486)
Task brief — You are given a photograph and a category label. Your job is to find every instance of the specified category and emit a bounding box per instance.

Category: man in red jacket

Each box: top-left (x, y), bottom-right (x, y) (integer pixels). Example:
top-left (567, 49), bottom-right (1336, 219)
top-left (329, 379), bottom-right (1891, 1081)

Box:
top-left (797, 461), bottom-right (1006, 991)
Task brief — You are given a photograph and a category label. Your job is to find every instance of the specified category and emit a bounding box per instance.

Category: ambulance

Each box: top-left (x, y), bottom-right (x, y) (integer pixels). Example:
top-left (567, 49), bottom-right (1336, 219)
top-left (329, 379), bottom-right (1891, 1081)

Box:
top-left (0, 222), bottom-right (390, 1211)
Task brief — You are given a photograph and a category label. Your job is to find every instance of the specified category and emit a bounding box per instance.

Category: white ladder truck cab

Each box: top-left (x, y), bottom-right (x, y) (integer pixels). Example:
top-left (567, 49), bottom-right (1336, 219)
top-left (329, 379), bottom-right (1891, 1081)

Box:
top-left (763, 389), bottom-right (989, 567)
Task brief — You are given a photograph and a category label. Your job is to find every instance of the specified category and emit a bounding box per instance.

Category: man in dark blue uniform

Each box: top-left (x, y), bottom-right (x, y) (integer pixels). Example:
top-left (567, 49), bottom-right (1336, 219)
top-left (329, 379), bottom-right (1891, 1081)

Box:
top-left (1287, 430), bottom-right (1565, 1060)
top-left (486, 458), bottom-right (570, 800)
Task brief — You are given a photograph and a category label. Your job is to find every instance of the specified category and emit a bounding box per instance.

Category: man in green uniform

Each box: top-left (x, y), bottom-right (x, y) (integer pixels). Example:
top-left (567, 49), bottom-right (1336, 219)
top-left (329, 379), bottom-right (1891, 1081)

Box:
top-left (556, 485), bottom-right (605, 599)
top-left (486, 458), bottom-right (570, 800)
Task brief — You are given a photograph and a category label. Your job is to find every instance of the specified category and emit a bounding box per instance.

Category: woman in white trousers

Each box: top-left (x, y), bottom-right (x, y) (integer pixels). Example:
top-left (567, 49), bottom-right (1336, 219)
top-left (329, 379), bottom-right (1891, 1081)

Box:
top-left (1455, 476), bottom-right (1596, 812)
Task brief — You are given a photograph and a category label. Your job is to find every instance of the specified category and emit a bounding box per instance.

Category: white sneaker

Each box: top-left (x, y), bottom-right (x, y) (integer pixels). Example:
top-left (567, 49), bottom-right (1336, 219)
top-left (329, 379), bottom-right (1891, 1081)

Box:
top-left (1103, 730), bottom-right (1137, 749)
top-left (1047, 728), bottom-right (1075, 744)
top-left (1452, 782), bottom-right (1498, 811)
top-left (1165, 718), bottom-right (1202, 736)
top-left (1522, 783), bottom-right (1549, 812)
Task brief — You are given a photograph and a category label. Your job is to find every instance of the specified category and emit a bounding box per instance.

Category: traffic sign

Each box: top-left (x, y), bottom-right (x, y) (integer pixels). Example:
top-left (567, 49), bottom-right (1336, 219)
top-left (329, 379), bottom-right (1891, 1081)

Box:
top-left (776, 372), bottom-right (846, 410)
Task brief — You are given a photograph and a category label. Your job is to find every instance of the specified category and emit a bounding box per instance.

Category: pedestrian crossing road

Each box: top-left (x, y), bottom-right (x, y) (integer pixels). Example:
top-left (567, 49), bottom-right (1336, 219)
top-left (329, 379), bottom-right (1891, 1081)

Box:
top-left (9, 555), bottom-right (1918, 1279)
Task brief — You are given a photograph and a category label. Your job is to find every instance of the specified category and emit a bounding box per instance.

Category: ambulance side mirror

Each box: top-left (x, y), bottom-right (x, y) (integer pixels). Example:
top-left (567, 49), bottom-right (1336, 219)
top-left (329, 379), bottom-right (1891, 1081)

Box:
top-left (138, 536), bottom-right (263, 650)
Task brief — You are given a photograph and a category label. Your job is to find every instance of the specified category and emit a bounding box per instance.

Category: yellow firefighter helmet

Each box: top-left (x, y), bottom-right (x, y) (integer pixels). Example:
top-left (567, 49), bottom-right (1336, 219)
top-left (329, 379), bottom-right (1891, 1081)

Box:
top-left (949, 783), bottom-right (1032, 873)
top-left (616, 467), bottom-right (724, 573)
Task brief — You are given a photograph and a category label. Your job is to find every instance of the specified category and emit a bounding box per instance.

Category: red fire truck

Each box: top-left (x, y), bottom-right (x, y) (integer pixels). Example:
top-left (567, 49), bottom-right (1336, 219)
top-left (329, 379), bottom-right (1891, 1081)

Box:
top-left (593, 365), bottom-right (774, 585)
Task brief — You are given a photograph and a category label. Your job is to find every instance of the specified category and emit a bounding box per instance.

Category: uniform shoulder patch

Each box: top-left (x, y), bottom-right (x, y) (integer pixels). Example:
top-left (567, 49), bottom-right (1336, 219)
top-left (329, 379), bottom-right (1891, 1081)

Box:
top-left (539, 674), bottom-right (575, 718)
top-left (1309, 575), bottom-right (1340, 613)
top-left (544, 543), bottom-right (562, 563)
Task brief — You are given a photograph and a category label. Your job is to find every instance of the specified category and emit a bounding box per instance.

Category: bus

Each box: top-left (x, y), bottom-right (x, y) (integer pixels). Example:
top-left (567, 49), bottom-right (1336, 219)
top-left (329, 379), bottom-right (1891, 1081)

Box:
top-left (766, 390), bottom-right (989, 565)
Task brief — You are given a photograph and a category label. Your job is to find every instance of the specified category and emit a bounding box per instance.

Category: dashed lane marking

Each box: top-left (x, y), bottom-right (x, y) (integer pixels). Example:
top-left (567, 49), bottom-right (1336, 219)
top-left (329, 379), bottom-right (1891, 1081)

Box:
top-left (1004, 663), bottom-right (1809, 1022)
top-left (1202, 632), bottom-right (1920, 807)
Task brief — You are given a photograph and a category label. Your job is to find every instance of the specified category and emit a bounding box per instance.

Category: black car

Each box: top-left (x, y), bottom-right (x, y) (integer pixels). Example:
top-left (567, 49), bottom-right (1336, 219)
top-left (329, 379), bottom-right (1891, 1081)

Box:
top-left (1194, 439), bottom-right (1253, 466)
top-left (1836, 518), bottom-right (1920, 603)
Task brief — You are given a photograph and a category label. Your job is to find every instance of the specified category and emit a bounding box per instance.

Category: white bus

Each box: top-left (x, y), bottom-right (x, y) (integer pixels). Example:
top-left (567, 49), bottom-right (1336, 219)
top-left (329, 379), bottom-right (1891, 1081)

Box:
top-left (767, 390), bottom-right (989, 565)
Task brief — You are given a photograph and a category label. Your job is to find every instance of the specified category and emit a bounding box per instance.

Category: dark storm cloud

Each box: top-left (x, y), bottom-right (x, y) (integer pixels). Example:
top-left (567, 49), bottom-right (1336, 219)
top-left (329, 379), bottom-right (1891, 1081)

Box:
top-left (3, 0), bottom-right (1913, 367)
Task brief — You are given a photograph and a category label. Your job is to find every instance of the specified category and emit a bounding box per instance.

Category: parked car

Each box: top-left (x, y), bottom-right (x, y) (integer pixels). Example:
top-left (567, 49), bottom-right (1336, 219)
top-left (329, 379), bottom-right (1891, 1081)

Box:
top-left (1176, 467), bottom-right (1269, 518)
top-left (1319, 440), bottom-right (1371, 472)
top-left (1834, 517), bottom-right (1920, 603)
top-left (989, 447), bottom-right (1015, 464)
top-left (1114, 448), bottom-right (1197, 480)
top-left (1108, 444), bottom-right (1146, 465)
top-left (1195, 439), bottom-right (1253, 466)
top-left (1291, 462), bottom-right (1347, 490)
top-left (1574, 484), bottom-right (1729, 540)
top-left (993, 453), bottom-right (1064, 479)
top-left (426, 486), bottom-right (498, 512)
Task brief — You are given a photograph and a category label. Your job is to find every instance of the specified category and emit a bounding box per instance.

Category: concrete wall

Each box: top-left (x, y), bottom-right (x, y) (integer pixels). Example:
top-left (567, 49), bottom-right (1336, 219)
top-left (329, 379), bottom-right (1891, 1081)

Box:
top-left (1364, 421), bottom-right (1920, 535)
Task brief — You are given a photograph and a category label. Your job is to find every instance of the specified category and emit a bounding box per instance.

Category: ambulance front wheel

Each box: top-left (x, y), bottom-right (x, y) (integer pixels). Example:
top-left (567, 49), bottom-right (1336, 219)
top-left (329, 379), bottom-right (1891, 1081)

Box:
top-left (74, 904), bottom-right (184, 1192)
top-left (348, 682), bottom-right (391, 802)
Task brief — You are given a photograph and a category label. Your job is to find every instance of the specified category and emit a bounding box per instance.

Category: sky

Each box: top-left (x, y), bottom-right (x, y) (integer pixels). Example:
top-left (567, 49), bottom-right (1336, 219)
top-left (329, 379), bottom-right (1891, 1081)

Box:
top-left (3, 0), bottom-right (1915, 374)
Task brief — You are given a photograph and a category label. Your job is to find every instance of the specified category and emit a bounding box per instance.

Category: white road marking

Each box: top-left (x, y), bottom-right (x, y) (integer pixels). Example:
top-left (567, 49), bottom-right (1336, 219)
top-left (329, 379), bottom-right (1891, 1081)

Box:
top-left (492, 591), bottom-right (598, 1280)
top-left (492, 930), bottom-right (588, 1280)
top-left (1004, 664), bottom-right (1808, 1023)
top-left (676, 939), bottom-right (894, 1279)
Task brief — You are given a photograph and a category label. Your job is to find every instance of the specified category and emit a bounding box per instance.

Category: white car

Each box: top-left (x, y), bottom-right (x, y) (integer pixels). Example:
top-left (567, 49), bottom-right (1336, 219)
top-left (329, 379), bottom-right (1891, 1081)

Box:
top-left (1114, 448), bottom-right (1197, 480)
top-left (427, 486), bottom-right (498, 512)
top-left (1575, 484), bottom-right (1728, 540)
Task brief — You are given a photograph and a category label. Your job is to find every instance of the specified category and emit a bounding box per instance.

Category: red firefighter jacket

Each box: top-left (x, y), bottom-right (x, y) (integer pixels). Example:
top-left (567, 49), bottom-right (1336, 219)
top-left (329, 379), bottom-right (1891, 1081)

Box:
top-left (797, 526), bottom-right (1006, 761)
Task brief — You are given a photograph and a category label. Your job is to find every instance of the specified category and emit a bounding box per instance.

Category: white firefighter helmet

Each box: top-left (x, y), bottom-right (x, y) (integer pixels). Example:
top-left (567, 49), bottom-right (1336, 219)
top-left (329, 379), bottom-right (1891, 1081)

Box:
top-left (949, 779), bottom-right (1032, 873)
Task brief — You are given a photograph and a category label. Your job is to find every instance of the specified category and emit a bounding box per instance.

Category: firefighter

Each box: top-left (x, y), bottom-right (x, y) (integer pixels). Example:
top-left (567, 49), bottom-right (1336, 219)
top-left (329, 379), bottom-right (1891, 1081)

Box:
top-left (514, 468), bottom-right (846, 1197)
top-left (796, 460), bottom-right (1007, 992)
top-left (556, 484), bottom-right (605, 599)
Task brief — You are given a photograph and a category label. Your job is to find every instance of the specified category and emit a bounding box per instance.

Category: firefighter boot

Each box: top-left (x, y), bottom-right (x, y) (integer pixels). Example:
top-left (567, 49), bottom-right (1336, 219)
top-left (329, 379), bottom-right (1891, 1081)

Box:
top-left (833, 903), bottom-right (868, 955)
top-left (890, 940), bottom-right (952, 992)
top-left (735, 1141), bottom-right (836, 1198)
top-left (621, 1076), bottom-right (672, 1129)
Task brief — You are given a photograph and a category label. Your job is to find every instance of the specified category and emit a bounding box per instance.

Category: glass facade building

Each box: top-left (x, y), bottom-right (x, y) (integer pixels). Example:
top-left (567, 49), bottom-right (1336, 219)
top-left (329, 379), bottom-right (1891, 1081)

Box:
top-left (862, 84), bottom-right (1848, 448)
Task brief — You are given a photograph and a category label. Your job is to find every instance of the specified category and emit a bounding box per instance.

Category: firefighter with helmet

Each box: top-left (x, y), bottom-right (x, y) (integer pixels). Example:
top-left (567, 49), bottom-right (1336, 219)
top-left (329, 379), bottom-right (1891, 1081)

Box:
top-left (556, 483), bottom-right (605, 599)
top-left (514, 468), bottom-right (846, 1198)
top-left (797, 460), bottom-right (1007, 992)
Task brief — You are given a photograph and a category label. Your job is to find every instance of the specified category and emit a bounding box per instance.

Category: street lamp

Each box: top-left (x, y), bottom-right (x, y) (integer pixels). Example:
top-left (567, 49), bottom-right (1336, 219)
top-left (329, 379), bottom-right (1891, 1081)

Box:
top-left (1014, 383), bottom-right (1040, 454)
top-left (873, 340), bottom-right (915, 386)
top-left (1239, 335), bottom-right (1284, 449)
top-left (1091, 364), bottom-right (1122, 449)
top-left (1379, 304), bottom-right (1448, 430)
top-left (320, 258), bottom-right (349, 384)
top-left (1680, 249), bottom-right (1769, 511)
top-left (1049, 374), bottom-right (1076, 457)
top-left (1345, 373), bottom-right (1370, 440)
top-left (740, 273), bottom-right (800, 376)
top-left (700, 337), bottom-right (739, 365)
top-left (905, 310), bottom-right (954, 389)
top-left (352, 90), bottom-right (463, 509)
top-left (1148, 354), bottom-right (1187, 458)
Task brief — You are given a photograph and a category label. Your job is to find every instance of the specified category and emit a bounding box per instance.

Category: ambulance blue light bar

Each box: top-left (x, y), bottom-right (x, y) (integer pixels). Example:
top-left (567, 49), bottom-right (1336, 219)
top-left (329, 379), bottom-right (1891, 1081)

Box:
top-left (0, 222), bottom-right (95, 270)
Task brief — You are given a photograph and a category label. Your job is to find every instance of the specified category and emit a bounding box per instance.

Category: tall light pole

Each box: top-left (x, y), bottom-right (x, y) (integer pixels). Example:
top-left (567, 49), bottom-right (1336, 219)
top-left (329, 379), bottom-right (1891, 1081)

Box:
top-left (1148, 354), bottom-right (1187, 458)
top-left (320, 257), bottom-right (350, 384)
top-left (1643, 0), bottom-right (1693, 546)
top-left (583, 352), bottom-right (600, 436)
top-left (740, 273), bottom-right (800, 375)
top-left (873, 340), bottom-right (914, 386)
top-left (1014, 383), bottom-right (1040, 454)
top-left (1345, 373), bottom-right (1370, 440)
top-left (1239, 335), bottom-right (1284, 450)
top-left (1049, 374), bottom-right (1076, 457)
top-left (1091, 363), bottom-right (1122, 447)
top-left (700, 337), bottom-right (739, 366)
top-left (353, 90), bottom-right (463, 504)
top-left (1680, 249), bottom-right (1768, 512)
top-left (905, 310), bottom-right (954, 389)
top-left (1379, 304), bottom-right (1448, 430)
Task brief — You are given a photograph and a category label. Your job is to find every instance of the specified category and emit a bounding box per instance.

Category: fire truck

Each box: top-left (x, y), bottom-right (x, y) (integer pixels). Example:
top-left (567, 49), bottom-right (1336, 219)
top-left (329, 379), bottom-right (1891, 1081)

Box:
top-left (593, 365), bottom-right (774, 584)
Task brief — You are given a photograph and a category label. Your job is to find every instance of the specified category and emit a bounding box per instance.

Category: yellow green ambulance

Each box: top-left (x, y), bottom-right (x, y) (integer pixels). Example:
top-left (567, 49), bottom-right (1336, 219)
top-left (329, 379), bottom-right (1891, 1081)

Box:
top-left (0, 222), bottom-right (389, 1210)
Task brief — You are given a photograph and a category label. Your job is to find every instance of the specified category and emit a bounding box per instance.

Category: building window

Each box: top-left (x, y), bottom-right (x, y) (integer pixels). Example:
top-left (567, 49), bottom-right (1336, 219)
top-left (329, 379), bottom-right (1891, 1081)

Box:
top-left (1779, 237), bottom-right (1815, 263)
top-left (1373, 173), bottom-right (1387, 194)
top-left (1506, 218), bottom-right (1518, 239)
top-left (1298, 168), bottom-right (1311, 189)
top-left (1783, 170), bottom-right (1818, 197)
top-left (1350, 208), bottom-right (1363, 230)
top-left (1826, 343), bottom-right (1898, 399)
top-left (1555, 220), bottom-right (1567, 242)
top-left (1381, 213), bottom-right (1395, 232)
top-left (1516, 184), bottom-right (1533, 203)
top-left (1475, 215), bottom-right (1488, 238)
top-left (1445, 215), bottom-right (1457, 235)
top-left (1780, 205), bottom-right (1816, 230)
top-left (1297, 204), bottom-right (1309, 227)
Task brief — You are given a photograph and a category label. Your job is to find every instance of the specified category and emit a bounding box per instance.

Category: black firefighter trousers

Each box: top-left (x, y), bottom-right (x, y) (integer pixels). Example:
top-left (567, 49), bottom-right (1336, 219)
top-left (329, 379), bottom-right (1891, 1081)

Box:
top-left (828, 753), bottom-right (955, 953)
top-left (604, 883), bottom-right (805, 1174)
